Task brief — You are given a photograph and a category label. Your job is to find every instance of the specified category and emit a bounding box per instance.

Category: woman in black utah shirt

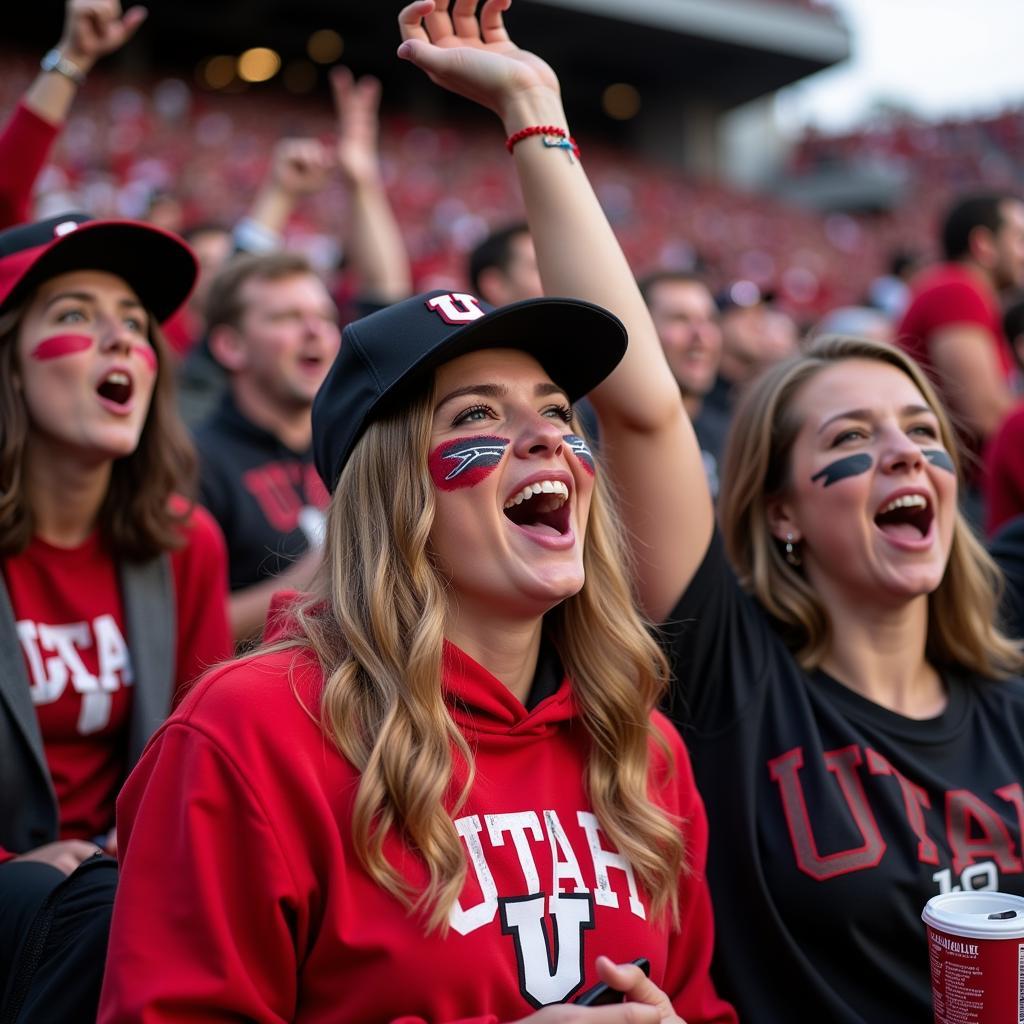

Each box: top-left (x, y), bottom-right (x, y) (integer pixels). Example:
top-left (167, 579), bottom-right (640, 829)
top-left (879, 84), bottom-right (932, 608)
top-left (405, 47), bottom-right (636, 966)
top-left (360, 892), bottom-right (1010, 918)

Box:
top-left (655, 334), bottom-right (1024, 1023)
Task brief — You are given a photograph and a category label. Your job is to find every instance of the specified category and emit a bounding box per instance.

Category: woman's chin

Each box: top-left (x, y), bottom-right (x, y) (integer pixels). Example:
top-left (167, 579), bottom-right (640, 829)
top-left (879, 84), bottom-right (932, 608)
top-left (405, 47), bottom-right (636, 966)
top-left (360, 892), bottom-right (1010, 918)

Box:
top-left (524, 567), bottom-right (586, 607)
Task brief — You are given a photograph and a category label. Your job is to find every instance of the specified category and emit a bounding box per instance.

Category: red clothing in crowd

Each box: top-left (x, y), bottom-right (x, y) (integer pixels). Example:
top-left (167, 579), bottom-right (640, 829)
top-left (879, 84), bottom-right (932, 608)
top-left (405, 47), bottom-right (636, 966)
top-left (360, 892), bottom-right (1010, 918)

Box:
top-left (897, 264), bottom-right (1013, 485)
top-left (0, 506), bottom-right (231, 862)
top-left (985, 404), bottom-right (1024, 535)
top-left (0, 102), bottom-right (59, 230)
top-left (897, 263), bottom-right (1013, 385)
top-left (99, 631), bottom-right (735, 1023)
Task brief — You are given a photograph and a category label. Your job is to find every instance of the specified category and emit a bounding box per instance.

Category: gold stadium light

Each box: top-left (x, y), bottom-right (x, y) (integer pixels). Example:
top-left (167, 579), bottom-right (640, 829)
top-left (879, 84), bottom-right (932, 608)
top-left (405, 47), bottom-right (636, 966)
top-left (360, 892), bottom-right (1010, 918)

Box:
top-left (307, 29), bottom-right (344, 64)
top-left (200, 55), bottom-right (236, 90)
top-left (238, 47), bottom-right (281, 84)
top-left (602, 83), bottom-right (641, 121)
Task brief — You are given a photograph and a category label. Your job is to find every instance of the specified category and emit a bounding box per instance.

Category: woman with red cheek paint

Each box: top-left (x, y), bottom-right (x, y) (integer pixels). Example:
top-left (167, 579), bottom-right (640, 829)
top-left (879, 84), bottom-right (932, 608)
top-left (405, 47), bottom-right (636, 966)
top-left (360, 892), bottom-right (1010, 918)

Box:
top-left (97, 5), bottom-right (735, 1024)
top-left (0, 214), bottom-right (232, 1023)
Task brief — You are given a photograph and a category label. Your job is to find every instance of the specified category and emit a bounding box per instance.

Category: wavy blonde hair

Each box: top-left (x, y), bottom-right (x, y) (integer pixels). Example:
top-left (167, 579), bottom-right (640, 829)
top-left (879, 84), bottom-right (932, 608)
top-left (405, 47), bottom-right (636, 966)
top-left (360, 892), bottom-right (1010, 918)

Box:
top-left (284, 385), bottom-right (685, 933)
top-left (719, 334), bottom-right (1022, 676)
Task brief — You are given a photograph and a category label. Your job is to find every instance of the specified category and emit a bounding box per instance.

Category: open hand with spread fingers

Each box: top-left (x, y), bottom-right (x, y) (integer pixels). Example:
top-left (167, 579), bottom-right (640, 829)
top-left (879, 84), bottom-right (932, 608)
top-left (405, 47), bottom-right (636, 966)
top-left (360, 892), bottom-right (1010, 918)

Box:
top-left (397, 0), bottom-right (560, 125)
top-left (331, 66), bottom-right (386, 187)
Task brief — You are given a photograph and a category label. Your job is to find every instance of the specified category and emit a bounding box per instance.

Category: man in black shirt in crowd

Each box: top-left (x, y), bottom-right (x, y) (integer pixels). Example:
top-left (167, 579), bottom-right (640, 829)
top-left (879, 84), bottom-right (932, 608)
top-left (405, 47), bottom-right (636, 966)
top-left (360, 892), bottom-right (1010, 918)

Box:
top-left (195, 252), bottom-right (341, 644)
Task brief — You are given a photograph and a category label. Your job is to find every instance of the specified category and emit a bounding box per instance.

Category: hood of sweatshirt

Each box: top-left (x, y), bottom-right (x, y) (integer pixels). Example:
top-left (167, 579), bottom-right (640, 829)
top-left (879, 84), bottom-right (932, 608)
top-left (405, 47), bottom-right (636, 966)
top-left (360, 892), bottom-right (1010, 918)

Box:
top-left (442, 640), bottom-right (577, 739)
top-left (264, 591), bottom-right (578, 738)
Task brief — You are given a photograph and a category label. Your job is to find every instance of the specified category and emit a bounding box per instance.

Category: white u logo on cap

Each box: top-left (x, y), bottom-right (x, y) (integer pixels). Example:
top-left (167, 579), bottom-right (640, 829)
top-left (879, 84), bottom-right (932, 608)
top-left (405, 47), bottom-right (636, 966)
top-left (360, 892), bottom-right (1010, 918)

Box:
top-left (54, 220), bottom-right (80, 237)
top-left (426, 292), bottom-right (486, 325)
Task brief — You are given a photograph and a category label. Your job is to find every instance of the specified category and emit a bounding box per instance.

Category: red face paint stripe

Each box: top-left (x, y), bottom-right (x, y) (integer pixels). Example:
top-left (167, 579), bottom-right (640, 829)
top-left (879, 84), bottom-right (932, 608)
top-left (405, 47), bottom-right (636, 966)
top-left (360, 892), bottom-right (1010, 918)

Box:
top-left (133, 343), bottom-right (157, 373)
top-left (30, 334), bottom-right (93, 361)
top-left (429, 435), bottom-right (509, 491)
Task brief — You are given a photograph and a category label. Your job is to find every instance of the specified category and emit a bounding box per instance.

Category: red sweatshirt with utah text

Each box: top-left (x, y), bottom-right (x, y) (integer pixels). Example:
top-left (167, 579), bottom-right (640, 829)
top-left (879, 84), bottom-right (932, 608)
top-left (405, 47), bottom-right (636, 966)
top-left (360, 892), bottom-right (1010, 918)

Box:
top-left (99, 631), bottom-right (734, 1024)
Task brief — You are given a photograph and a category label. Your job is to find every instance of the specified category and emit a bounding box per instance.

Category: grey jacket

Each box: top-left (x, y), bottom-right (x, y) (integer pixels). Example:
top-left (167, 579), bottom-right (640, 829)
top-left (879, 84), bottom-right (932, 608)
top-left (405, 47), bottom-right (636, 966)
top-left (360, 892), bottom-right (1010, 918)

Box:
top-left (0, 555), bottom-right (175, 854)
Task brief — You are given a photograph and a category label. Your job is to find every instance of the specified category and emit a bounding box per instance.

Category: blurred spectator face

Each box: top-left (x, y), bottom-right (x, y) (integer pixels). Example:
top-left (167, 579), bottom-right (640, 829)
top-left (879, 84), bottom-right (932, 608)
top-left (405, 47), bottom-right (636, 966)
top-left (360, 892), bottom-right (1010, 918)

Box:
top-left (17, 270), bottom-right (158, 460)
top-left (720, 295), bottom-right (799, 384)
top-left (480, 231), bottom-right (543, 305)
top-left (232, 272), bottom-right (341, 409)
top-left (647, 278), bottom-right (722, 399)
top-left (719, 303), bottom-right (767, 380)
top-left (504, 233), bottom-right (543, 301)
top-left (186, 227), bottom-right (233, 311)
top-left (761, 308), bottom-right (801, 362)
top-left (145, 193), bottom-right (185, 235)
top-left (990, 200), bottom-right (1024, 291)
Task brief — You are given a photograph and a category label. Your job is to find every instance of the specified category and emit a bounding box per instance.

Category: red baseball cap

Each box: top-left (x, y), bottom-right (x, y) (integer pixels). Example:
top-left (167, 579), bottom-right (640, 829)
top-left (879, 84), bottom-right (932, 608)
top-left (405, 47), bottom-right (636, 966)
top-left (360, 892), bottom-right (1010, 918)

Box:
top-left (0, 213), bottom-right (198, 324)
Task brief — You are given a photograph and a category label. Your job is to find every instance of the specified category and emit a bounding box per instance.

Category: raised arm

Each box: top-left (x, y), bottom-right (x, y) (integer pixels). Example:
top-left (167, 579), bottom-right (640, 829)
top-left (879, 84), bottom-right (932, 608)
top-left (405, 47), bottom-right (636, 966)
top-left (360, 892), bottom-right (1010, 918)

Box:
top-left (238, 137), bottom-right (334, 251)
top-left (24, 0), bottom-right (147, 125)
top-left (0, 0), bottom-right (146, 228)
top-left (331, 67), bottom-right (412, 304)
top-left (398, 0), bottom-right (712, 621)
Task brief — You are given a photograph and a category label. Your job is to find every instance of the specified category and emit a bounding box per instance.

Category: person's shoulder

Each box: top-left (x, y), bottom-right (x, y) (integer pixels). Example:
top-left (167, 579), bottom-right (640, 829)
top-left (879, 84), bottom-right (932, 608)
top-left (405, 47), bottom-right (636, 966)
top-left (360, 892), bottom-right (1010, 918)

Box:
top-left (168, 499), bottom-right (227, 560)
top-left (992, 514), bottom-right (1024, 554)
top-left (990, 674), bottom-right (1024, 701)
top-left (960, 670), bottom-right (1024, 711)
top-left (651, 707), bottom-right (686, 746)
top-left (910, 263), bottom-right (978, 295)
top-left (992, 404), bottom-right (1024, 442)
top-left (648, 710), bottom-right (698, 792)
top-left (171, 645), bottom-right (326, 748)
top-left (907, 264), bottom-right (992, 318)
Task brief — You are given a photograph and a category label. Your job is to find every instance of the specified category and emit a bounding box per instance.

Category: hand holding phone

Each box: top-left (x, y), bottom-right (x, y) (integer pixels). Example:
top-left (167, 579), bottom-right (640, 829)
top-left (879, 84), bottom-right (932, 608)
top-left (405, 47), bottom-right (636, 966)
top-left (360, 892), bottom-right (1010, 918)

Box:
top-left (574, 957), bottom-right (651, 1005)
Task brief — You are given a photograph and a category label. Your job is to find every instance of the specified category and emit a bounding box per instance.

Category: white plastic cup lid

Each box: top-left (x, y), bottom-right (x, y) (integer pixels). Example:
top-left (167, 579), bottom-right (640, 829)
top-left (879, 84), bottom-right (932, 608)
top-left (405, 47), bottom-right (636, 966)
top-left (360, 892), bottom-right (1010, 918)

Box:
top-left (922, 892), bottom-right (1024, 940)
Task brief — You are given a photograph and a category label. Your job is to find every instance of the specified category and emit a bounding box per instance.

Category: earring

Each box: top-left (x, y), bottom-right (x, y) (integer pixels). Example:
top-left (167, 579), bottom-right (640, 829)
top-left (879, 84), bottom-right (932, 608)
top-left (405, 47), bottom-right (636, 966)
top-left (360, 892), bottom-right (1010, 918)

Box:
top-left (784, 532), bottom-right (802, 567)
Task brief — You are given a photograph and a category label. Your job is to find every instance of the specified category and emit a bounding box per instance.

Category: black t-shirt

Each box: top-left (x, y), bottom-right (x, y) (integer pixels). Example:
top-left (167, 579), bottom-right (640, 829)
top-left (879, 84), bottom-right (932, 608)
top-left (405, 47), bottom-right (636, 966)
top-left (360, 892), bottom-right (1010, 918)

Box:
top-left (661, 531), bottom-right (1024, 1024)
top-left (991, 513), bottom-right (1024, 641)
top-left (194, 394), bottom-right (329, 592)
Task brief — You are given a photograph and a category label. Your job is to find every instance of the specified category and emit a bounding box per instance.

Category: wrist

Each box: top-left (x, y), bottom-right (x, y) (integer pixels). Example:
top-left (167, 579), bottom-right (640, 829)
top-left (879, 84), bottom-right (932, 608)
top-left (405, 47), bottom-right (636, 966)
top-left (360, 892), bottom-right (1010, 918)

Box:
top-left (255, 182), bottom-right (296, 209)
top-left (53, 40), bottom-right (97, 75)
top-left (506, 125), bottom-right (580, 162)
top-left (247, 186), bottom-right (294, 237)
top-left (497, 87), bottom-right (566, 137)
top-left (41, 47), bottom-right (90, 84)
top-left (342, 169), bottom-right (385, 193)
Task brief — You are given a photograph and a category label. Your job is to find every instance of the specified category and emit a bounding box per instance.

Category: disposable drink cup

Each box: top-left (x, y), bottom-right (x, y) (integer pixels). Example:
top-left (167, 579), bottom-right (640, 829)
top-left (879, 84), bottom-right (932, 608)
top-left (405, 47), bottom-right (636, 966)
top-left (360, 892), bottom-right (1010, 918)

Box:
top-left (922, 891), bottom-right (1024, 1024)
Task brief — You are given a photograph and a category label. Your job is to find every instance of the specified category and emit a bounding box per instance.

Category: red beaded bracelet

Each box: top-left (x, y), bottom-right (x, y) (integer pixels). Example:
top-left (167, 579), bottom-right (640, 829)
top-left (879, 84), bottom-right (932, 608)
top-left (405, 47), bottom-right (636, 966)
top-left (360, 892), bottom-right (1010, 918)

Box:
top-left (505, 125), bottom-right (581, 162)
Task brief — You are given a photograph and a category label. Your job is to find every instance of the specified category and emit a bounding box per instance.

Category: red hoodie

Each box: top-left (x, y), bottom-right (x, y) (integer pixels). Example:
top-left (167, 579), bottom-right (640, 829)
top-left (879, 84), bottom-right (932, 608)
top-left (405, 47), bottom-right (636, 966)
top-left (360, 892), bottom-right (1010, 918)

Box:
top-left (99, 624), bottom-right (734, 1024)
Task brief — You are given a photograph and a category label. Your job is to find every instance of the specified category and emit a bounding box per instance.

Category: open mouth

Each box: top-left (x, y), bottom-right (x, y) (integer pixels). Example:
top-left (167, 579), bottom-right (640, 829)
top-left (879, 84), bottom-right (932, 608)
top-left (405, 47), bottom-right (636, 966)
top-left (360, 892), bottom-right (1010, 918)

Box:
top-left (874, 493), bottom-right (934, 541)
top-left (503, 480), bottom-right (571, 537)
top-left (96, 370), bottom-right (134, 407)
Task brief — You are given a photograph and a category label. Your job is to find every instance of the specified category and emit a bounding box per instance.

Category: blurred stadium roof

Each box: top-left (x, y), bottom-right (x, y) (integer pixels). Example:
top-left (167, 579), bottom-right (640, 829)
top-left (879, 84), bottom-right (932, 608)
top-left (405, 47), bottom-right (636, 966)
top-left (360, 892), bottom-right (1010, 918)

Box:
top-left (8, 1), bottom-right (850, 178)
top-left (10, 0), bottom-right (850, 117)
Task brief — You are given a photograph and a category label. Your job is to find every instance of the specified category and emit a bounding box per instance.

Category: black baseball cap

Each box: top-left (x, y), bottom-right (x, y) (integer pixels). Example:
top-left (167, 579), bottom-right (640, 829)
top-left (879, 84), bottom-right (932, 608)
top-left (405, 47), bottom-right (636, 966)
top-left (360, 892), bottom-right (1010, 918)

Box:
top-left (312, 289), bottom-right (627, 492)
top-left (0, 213), bottom-right (197, 324)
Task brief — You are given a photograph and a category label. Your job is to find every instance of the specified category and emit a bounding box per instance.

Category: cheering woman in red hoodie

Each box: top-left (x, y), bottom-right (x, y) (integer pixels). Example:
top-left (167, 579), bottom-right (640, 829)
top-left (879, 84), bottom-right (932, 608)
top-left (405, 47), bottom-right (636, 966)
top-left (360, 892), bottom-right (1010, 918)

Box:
top-left (98, 3), bottom-right (735, 1022)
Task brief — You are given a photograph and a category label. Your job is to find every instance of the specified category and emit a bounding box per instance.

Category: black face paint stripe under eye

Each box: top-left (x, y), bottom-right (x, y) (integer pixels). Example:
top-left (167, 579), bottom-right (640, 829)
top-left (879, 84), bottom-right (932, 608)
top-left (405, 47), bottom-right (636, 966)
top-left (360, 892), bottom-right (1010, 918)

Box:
top-left (924, 449), bottom-right (955, 474)
top-left (811, 453), bottom-right (873, 487)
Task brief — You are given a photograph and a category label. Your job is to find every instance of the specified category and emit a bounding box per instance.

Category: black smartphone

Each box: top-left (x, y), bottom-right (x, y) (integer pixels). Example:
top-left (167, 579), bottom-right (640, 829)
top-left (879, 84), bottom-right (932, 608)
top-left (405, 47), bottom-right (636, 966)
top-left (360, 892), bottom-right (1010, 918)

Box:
top-left (574, 958), bottom-right (651, 1006)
